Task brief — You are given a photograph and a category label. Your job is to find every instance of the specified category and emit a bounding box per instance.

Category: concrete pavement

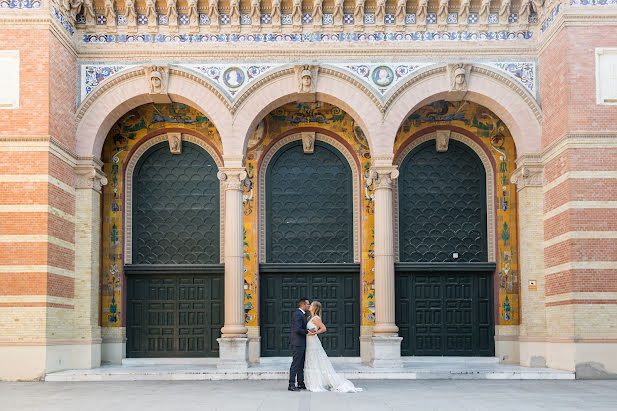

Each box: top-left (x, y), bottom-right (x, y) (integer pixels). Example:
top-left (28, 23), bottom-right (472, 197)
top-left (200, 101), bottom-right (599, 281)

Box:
top-left (2, 380), bottom-right (616, 411)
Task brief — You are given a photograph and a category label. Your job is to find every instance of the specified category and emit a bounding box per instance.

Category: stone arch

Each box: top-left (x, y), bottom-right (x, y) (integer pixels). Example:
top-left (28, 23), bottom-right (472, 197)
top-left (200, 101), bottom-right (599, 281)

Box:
top-left (393, 131), bottom-right (497, 263)
top-left (230, 66), bottom-right (383, 157)
top-left (75, 66), bottom-right (232, 159)
top-left (257, 132), bottom-right (362, 263)
top-left (124, 132), bottom-right (225, 264)
top-left (382, 64), bottom-right (542, 156)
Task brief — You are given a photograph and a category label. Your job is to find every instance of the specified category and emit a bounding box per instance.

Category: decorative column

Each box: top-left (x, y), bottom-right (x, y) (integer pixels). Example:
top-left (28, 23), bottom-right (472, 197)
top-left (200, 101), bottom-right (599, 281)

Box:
top-left (75, 158), bottom-right (108, 367)
top-left (369, 162), bottom-right (403, 368)
top-left (511, 155), bottom-right (547, 367)
top-left (217, 167), bottom-right (249, 369)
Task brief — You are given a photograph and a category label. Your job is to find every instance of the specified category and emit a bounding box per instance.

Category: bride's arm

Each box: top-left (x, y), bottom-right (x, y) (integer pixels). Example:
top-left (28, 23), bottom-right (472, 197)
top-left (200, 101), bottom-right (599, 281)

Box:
top-left (311, 317), bottom-right (327, 335)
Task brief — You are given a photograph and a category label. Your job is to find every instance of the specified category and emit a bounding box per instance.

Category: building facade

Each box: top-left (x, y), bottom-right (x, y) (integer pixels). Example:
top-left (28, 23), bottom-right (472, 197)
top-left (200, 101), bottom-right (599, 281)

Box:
top-left (1, 0), bottom-right (616, 380)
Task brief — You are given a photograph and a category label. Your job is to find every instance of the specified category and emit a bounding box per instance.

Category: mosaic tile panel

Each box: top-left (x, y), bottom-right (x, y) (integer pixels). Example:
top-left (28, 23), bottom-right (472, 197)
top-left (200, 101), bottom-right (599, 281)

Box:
top-left (528, 12), bottom-right (537, 23)
top-left (329, 62), bottom-right (431, 97)
top-left (240, 13), bottom-right (251, 25)
top-left (159, 14), bottom-right (169, 25)
top-left (137, 14), bottom-right (148, 25)
top-left (508, 13), bottom-right (518, 23)
top-left (282, 13), bottom-right (292, 25)
top-left (427, 13), bottom-right (436, 24)
top-left (80, 64), bottom-right (136, 102)
top-left (96, 15), bottom-right (107, 25)
top-left (488, 13), bottom-right (498, 24)
top-left (117, 14), bottom-right (127, 25)
top-left (261, 13), bottom-right (271, 24)
top-left (447, 12), bottom-right (458, 24)
top-left (385, 14), bottom-right (395, 24)
top-left (323, 13), bottom-right (333, 25)
top-left (200, 13), bottom-right (210, 25)
top-left (405, 13), bottom-right (416, 24)
top-left (487, 61), bottom-right (536, 97)
top-left (76, 14), bottom-right (86, 24)
top-left (303, 13), bottom-right (313, 24)
top-left (571, 0), bottom-right (617, 4)
top-left (364, 13), bottom-right (375, 24)
top-left (220, 14), bottom-right (230, 24)
top-left (101, 103), bottom-right (223, 327)
top-left (343, 13), bottom-right (353, 24)
top-left (179, 14), bottom-right (189, 25)
top-left (394, 100), bottom-right (520, 325)
top-left (468, 13), bottom-right (478, 24)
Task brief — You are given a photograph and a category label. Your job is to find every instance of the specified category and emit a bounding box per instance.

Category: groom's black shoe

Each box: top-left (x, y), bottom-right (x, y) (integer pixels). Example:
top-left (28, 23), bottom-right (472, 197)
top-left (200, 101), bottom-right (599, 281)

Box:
top-left (297, 384), bottom-right (307, 390)
top-left (288, 385), bottom-right (300, 391)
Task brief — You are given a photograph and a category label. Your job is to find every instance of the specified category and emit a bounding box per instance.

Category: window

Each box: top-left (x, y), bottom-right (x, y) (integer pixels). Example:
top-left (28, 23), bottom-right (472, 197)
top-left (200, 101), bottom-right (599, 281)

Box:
top-left (596, 48), bottom-right (617, 105)
top-left (0, 50), bottom-right (19, 109)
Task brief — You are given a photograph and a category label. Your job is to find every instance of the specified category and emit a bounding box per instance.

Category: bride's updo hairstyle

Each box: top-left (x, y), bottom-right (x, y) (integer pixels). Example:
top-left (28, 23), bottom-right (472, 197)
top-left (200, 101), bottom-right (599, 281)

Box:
top-left (311, 301), bottom-right (322, 319)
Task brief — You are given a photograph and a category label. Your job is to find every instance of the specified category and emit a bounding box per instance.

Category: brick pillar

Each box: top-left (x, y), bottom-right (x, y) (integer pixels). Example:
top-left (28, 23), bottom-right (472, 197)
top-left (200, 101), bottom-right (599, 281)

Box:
top-left (512, 154), bottom-right (547, 367)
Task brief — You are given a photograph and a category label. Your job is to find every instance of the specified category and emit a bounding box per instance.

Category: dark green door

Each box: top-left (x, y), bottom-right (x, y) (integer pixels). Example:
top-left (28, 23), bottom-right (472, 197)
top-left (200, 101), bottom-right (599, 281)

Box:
top-left (261, 139), bottom-right (359, 356)
top-left (397, 137), bottom-right (494, 356)
top-left (395, 271), bottom-right (493, 356)
top-left (126, 140), bottom-right (222, 357)
top-left (260, 272), bottom-right (360, 357)
top-left (127, 273), bottom-right (223, 357)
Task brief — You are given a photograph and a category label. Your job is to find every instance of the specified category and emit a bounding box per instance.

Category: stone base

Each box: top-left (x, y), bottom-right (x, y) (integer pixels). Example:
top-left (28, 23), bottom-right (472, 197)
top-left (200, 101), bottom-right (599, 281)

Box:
top-left (370, 336), bottom-right (403, 368)
top-left (360, 326), bottom-right (374, 364)
top-left (217, 337), bottom-right (249, 370)
top-left (101, 327), bottom-right (126, 364)
top-left (247, 326), bottom-right (261, 365)
top-left (0, 342), bottom-right (101, 381)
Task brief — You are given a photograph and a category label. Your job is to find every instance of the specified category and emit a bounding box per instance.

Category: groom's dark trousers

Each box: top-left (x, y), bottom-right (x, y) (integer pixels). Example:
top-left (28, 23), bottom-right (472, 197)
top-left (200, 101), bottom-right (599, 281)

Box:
top-left (289, 309), bottom-right (309, 387)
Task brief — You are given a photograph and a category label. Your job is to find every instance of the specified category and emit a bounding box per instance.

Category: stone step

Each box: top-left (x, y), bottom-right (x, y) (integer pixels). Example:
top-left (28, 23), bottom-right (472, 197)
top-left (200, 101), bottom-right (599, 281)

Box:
top-left (45, 357), bottom-right (575, 382)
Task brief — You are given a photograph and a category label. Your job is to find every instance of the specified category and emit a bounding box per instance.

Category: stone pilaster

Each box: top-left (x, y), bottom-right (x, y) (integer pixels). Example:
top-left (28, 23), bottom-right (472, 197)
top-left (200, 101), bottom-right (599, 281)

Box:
top-left (74, 157), bottom-right (108, 368)
top-left (217, 167), bottom-right (249, 369)
top-left (511, 154), bottom-right (546, 367)
top-left (368, 160), bottom-right (402, 367)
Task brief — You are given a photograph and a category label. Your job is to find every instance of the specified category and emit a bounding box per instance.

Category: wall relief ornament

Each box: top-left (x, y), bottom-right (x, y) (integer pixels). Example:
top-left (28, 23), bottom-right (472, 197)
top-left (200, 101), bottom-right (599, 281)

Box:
top-left (295, 64), bottom-right (319, 101)
top-left (144, 65), bottom-right (171, 103)
top-left (301, 132), bottom-right (316, 154)
top-left (511, 162), bottom-right (543, 191)
top-left (75, 164), bottom-right (108, 192)
top-left (368, 167), bottom-right (399, 190)
top-left (435, 130), bottom-right (451, 152)
top-left (217, 169), bottom-right (249, 191)
top-left (167, 132), bottom-right (182, 154)
top-left (446, 63), bottom-right (472, 101)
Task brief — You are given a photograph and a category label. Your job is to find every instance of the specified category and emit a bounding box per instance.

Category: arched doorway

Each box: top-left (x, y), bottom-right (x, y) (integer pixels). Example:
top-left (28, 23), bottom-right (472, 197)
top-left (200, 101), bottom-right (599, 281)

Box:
top-left (125, 139), bottom-right (224, 357)
top-left (395, 137), bottom-right (495, 356)
top-left (259, 139), bottom-right (360, 357)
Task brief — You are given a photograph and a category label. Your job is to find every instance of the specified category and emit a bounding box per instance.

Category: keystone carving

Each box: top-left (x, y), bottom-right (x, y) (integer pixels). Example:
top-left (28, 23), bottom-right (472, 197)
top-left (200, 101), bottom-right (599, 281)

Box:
top-left (301, 132), bottom-right (316, 154)
top-left (435, 130), bottom-right (451, 152)
top-left (144, 65), bottom-right (172, 104)
top-left (168, 133), bottom-right (182, 154)
top-left (446, 63), bottom-right (472, 101)
top-left (295, 64), bottom-right (319, 102)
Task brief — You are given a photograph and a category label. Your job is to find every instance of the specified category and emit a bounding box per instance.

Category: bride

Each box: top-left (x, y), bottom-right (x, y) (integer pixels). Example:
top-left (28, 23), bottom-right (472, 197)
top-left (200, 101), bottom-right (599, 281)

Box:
top-left (304, 301), bottom-right (363, 393)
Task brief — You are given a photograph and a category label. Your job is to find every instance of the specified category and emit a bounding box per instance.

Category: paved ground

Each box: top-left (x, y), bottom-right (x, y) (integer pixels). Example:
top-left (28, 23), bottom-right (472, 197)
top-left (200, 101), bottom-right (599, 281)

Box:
top-left (2, 380), bottom-right (617, 411)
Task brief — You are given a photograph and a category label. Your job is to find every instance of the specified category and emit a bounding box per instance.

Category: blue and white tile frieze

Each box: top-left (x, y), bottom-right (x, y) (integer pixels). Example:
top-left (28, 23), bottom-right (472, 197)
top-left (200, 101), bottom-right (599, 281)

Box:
top-left (181, 64), bottom-right (283, 99)
top-left (52, 6), bottom-right (74, 36)
top-left (83, 31), bottom-right (533, 44)
top-left (328, 63), bottom-right (432, 98)
top-left (571, 0), bottom-right (617, 4)
top-left (0, 0), bottom-right (41, 8)
top-left (80, 64), bottom-right (136, 102)
top-left (541, 3), bottom-right (562, 33)
top-left (487, 61), bottom-right (536, 97)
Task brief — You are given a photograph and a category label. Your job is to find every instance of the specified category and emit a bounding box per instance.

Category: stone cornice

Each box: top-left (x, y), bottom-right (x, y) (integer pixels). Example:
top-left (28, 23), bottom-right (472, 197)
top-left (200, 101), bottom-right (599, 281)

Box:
top-left (542, 131), bottom-right (617, 165)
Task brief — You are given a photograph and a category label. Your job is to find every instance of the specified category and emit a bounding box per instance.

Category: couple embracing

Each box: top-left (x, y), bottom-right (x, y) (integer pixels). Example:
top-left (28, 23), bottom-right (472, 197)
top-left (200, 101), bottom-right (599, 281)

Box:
top-left (288, 298), bottom-right (362, 393)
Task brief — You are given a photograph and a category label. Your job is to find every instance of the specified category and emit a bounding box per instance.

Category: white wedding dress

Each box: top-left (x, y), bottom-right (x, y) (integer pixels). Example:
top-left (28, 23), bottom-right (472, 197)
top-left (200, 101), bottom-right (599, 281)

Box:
top-left (304, 316), bottom-right (362, 393)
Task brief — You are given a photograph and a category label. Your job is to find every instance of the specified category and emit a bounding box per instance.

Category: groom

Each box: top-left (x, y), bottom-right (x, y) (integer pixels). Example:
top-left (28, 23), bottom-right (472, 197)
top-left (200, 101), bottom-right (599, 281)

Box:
top-left (288, 297), bottom-right (315, 391)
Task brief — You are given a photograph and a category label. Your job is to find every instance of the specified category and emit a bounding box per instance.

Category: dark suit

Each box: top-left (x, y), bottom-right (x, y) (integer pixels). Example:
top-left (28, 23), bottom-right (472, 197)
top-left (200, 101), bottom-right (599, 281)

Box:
top-left (289, 308), bottom-right (309, 386)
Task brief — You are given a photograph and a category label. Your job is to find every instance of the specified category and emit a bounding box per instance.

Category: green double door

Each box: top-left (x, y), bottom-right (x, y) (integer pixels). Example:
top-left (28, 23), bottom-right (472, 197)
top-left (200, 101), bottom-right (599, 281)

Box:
top-left (260, 271), bottom-right (360, 357)
top-left (396, 136), bottom-right (495, 356)
top-left (260, 140), bottom-right (360, 357)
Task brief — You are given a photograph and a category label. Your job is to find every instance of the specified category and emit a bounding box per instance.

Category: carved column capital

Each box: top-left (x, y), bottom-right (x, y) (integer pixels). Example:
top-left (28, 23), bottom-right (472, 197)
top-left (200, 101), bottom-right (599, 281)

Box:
top-left (75, 159), bottom-right (108, 193)
top-left (511, 154), bottom-right (543, 191)
top-left (217, 168), bottom-right (248, 191)
top-left (369, 167), bottom-right (399, 190)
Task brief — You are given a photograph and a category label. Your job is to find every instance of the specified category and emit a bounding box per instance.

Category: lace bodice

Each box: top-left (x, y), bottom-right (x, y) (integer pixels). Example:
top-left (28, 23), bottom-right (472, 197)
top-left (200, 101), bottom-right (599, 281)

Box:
top-left (307, 316), bottom-right (320, 332)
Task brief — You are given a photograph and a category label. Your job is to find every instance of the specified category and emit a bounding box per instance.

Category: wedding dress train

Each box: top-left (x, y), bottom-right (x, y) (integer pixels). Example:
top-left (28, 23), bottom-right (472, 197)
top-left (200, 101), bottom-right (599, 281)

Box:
top-left (304, 316), bottom-right (362, 393)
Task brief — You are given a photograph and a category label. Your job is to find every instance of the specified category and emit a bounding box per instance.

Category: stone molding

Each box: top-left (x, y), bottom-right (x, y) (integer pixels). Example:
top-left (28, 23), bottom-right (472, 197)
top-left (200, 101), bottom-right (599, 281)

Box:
top-left (75, 158), bottom-right (108, 192)
top-left (258, 133), bottom-right (361, 263)
top-left (542, 131), bottom-right (617, 165)
top-left (368, 166), bottom-right (399, 190)
top-left (217, 168), bottom-right (248, 191)
top-left (123, 133), bottom-right (225, 264)
top-left (393, 131), bottom-right (496, 262)
top-left (0, 135), bottom-right (78, 168)
top-left (511, 153), bottom-right (543, 191)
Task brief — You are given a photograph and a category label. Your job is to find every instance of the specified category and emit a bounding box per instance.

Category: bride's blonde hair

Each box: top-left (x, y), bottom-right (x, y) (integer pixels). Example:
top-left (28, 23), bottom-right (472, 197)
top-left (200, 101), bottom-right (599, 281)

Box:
top-left (310, 301), bottom-right (322, 319)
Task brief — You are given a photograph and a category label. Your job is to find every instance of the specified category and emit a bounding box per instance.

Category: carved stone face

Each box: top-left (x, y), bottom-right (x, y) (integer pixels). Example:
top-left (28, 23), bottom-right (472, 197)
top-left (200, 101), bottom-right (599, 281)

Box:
top-left (455, 72), bottom-right (465, 86)
top-left (151, 76), bottom-right (161, 91)
top-left (302, 74), bottom-right (312, 89)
